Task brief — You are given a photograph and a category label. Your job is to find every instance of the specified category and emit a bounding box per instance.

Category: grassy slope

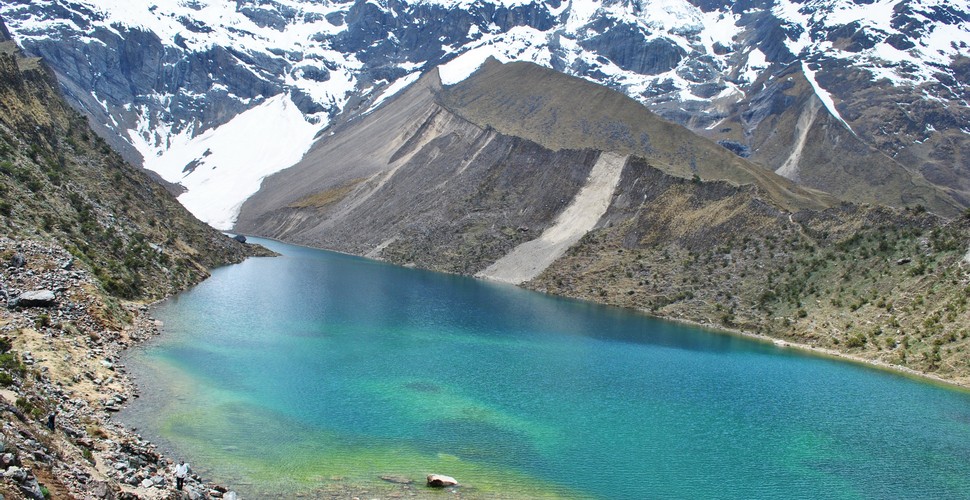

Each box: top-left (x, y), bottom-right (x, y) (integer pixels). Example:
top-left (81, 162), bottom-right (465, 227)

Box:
top-left (0, 39), bottom-right (259, 306)
top-left (439, 60), bottom-right (836, 213)
top-left (529, 159), bottom-right (970, 385)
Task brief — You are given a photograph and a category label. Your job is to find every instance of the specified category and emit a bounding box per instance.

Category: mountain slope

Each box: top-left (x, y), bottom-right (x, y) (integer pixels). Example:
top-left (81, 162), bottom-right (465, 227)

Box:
top-left (236, 58), bottom-right (970, 386)
top-left (236, 67), bottom-right (608, 273)
top-left (0, 27), bottom-right (257, 301)
top-left (710, 62), bottom-right (962, 214)
top-left (235, 61), bottom-right (834, 269)
top-left (0, 19), bottom-right (265, 500)
top-left (1, 0), bottom-right (966, 223)
top-left (438, 59), bottom-right (836, 211)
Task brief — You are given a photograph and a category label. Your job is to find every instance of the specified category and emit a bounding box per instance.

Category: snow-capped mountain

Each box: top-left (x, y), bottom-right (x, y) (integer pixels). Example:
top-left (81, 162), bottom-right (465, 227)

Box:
top-left (1, 0), bottom-right (967, 227)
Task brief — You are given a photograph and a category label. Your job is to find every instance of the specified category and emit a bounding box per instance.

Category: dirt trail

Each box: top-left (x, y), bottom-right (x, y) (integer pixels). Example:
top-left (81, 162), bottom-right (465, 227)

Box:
top-left (477, 152), bottom-right (627, 284)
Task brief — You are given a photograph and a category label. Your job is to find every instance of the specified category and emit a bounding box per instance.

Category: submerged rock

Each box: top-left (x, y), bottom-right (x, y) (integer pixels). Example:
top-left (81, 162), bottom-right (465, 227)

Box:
top-left (380, 474), bottom-right (413, 484)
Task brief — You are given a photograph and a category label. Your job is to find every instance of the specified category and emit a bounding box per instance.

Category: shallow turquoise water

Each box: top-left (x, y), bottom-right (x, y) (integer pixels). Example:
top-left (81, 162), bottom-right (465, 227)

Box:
top-left (119, 238), bottom-right (970, 498)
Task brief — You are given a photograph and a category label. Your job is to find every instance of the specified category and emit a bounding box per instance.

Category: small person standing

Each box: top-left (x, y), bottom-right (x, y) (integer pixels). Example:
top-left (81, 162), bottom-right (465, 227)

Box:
top-left (46, 410), bottom-right (56, 431)
top-left (174, 460), bottom-right (189, 490)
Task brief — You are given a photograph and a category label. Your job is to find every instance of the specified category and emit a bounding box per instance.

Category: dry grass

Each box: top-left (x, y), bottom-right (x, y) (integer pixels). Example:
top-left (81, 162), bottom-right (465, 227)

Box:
top-left (289, 177), bottom-right (367, 208)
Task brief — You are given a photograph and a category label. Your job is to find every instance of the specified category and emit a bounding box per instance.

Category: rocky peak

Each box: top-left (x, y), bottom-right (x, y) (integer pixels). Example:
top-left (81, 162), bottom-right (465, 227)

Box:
top-left (0, 0), bottom-right (966, 224)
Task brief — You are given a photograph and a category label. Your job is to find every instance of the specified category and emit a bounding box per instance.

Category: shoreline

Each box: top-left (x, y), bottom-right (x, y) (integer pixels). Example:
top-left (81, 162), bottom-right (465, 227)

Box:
top-left (48, 235), bottom-right (960, 498)
top-left (0, 237), bottom-right (240, 499)
top-left (231, 233), bottom-right (970, 392)
top-left (659, 314), bottom-right (970, 393)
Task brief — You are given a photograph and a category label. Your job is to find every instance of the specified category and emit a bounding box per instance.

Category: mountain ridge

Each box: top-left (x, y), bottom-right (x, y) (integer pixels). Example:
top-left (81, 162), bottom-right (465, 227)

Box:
top-left (1, 0), bottom-right (966, 225)
top-left (237, 56), bottom-right (970, 387)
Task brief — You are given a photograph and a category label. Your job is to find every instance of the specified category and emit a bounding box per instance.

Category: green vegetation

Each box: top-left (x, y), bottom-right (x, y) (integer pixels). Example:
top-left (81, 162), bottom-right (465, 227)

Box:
top-left (0, 42), bottom-right (258, 302)
top-left (530, 170), bottom-right (970, 383)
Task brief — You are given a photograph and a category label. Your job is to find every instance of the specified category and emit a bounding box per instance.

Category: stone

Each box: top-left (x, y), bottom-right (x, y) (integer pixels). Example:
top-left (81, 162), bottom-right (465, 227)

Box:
top-left (20, 477), bottom-right (45, 500)
top-left (426, 474), bottom-right (459, 488)
top-left (232, 234), bottom-right (247, 243)
top-left (10, 290), bottom-right (56, 308)
top-left (88, 481), bottom-right (114, 499)
top-left (140, 478), bottom-right (153, 488)
top-left (9, 253), bottom-right (25, 268)
top-left (4, 466), bottom-right (27, 482)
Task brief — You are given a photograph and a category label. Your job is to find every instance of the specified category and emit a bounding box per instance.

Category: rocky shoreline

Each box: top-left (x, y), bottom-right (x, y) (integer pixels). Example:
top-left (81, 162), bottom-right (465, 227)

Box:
top-left (3, 234), bottom-right (965, 499)
top-left (0, 238), bottom-right (465, 500)
top-left (0, 237), bottom-right (240, 499)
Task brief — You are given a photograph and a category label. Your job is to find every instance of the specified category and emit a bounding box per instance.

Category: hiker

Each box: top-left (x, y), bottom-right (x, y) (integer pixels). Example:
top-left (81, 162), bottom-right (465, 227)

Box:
top-left (174, 460), bottom-right (189, 490)
top-left (46, 411), bottom-right (55, 431)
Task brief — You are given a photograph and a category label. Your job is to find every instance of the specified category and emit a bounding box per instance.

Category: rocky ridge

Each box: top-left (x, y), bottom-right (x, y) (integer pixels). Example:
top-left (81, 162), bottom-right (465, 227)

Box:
top-left (240, 61), bottom-right (970, 387)
top-left (0, 0), bottom-right (966, 225)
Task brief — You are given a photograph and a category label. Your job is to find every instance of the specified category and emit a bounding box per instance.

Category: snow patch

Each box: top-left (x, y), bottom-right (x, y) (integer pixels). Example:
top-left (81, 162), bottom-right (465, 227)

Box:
top-left (801, 61), bottom-right (854, 134)
top-left (741, 48), bottom-right (768, 84)
top-left (129, 94), bottom-right (321, 229)
top-left (365, 72), bottom-right (422, 113)
top-left (439, 46), bottom-right (507, 85)
top-left (438, 27), bottom-right (551, 85)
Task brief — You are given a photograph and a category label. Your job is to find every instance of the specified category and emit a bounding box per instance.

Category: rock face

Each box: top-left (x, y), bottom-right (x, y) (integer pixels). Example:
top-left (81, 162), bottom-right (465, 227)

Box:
top-left (1, 0), bottom-right (966, 217)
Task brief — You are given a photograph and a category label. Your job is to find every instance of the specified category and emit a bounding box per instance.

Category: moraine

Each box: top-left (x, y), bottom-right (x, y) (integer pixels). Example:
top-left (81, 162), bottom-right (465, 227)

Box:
top-left (117, 238), bottom-right (970, 499)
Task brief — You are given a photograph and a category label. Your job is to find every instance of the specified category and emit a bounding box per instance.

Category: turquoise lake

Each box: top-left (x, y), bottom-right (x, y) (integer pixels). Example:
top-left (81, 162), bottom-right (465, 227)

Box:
top-left (118, 238), bottom-right (970, 498)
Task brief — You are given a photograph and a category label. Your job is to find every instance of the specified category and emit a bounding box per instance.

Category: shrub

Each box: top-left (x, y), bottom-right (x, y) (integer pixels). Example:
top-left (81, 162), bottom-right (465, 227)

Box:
top-left (846, 333), bottom-right (868, 348)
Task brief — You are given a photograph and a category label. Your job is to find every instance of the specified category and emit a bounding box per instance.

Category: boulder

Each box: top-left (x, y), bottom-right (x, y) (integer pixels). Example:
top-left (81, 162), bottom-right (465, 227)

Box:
top-left (4, 465), bottom-right (27, 482)
top-left (87, 481), bottom-right (115, 499)
top-left (20, 476), bottom-right (46, 500)
top-left (426, 474), bottom-right (459, 488)
top-left (10, 290), bottom-right (56, 308)
top-left (9, 253), bottom-right (25, 268)
top-left (232, 234), bottom-right (247, 243)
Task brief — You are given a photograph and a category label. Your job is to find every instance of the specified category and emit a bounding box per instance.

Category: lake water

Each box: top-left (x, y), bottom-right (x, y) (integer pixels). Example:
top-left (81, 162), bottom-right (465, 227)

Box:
top-left (118, 238), bottom-right (970, 498)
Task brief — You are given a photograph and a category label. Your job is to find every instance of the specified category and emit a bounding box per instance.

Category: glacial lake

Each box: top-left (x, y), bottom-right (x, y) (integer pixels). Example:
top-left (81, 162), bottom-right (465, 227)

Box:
top-left (118, 237), bottom-right (970, 498)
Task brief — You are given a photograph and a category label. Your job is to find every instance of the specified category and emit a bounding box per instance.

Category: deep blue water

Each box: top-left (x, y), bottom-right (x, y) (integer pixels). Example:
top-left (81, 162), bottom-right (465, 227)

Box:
top-left (118, 238), bottom-right (970, 498)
